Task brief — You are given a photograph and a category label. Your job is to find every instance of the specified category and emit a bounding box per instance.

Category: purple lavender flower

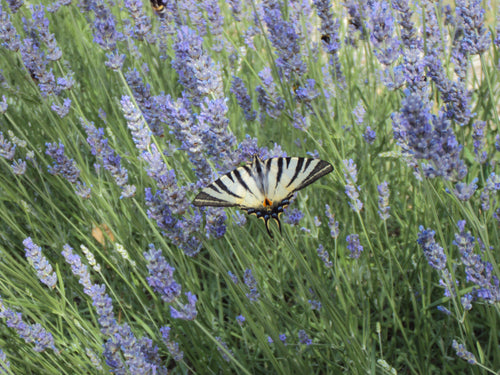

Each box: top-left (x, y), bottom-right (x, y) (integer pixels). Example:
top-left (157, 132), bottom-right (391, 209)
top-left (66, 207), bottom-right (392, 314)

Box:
top-left (392, 0), bottom-right (418, 49)
top-left (401, 48), bottom-right (427, 97)
top-left (472, 120), bottom-right (487, 163)
top-left (215, 336), bottom-right (233, 362)
top-left (455, 0), bottom-right (490, 56)
top-left (317, 244), bottom-right (333, 268)
top-left (439, 269), bottom-right (457, 298)
top-left (62, 245), bottom-right (163, 373)
top-left (0, 4), bottom-right (21, 51)
top-left (20, 38), bottom-right (56, 97)
top-left (244, 269), bottom-right (260, 302)
top-left (228, 271), bottom-right (239, 284)
top-left (493, 208), bottom-right (500, 226)
top-left (11, 159), bottom-right (26, 175)
top-left (343, 159), bottom-right (363, 213)
top-left (62, 245), bottom-right (117, 335)
top-left (116, 324), bottom-right (156, 374)
top-left (236, 315), bottom-right (245, 326)
top-left (123, 0), bottom-right (154, 43)
top-left (295, 79), bottom-right (319, 103)
top-left (160, 326), bottom-right (184, 361)
top-left (346, 234), bottom-right (363, 259)
top-left (233, 210), bottom-right (247, 226)
top-left (391, 93), bottom-right (467, 181)
top-left (204, 209), bottom-right (227, 238)
top-left (45, 142), bottom-right (80, 183)
top-left (138, 139), bottom-right (203, 255)
top-left (343, 0), bottom-right (368, 46)
top-left (105, 51), bottom-right (126, 70)
top-left (291, 111), bottom-right (309, 131)
top-left (452, 340), bottom-right (477, 365)
top-left (220, 0), bottom-right (238, 21)
top-left (197, 97), bottom-right (236, 167)
top-left (461, 293), bottom-right (473, 311)
top-left (29, 5), bottom-right (62, 61)
top-left (451, 178), bottom-right (478, 201)
top-left (298, 330), bottom-right (312, 346)
top-left (308, 299), bottom-right (322, 311)
top-left (75, 181), bottom-right (92, 199)
top-left (125, 68), bottom-right (164, 136)
top-left (170, 292), bottom-right (197, 320)
top-left (262, 0), bottom-right (306, 79)
top-left (85, 348), bottom-right (103, 371)
top-left (0, 348), bottom-right (10, 371)
top-left (256, 67), bottom-right (285, 120)
top-left (485, 172), bottom-right (500, 192)
top-left (377, 181), bottom-right (390, 220)
top-left (243, 26), bottom-right (259, 50)
top-left (0, 96), bottom-right (7, 114)
top-left (283, 208), bottom-right (304, 226)
top-left (417, 226), bottom-right (447, 270)
top-left (121, 95), bottom-right (151, 151)
top-left (91, 0), bottom-right (123, 51)
top-left (23, 237), bottom-right (57, 289)
top-left (453, 221), bottom-right (499, 303)
top-left (171, 26), bottom-right (205, 103)
top-left (363, 126), bottom-right (376, 144)
top-left (0, 299), bottom-right (56, 352)
top-left (325, 204), bottom-right (339, 238)
top-left (368, 1), bottom-right (400, 66)
top-left (51, 98), bottom-right (71, 118)
top-left (231, 76), bottom-right (256, 121)
top-left (82, 119), bottom-right (134, 196)
top-left (203, 0), bottom-right (225, 51)
top-left (144, 244), bottom-right (181, 303)
top-left (267, 336), bottom-right (273, 344)
top-left (436, 305), bottom-right (451, 315)
top-left (353, 101), bottom-right (365, 125)
top-left (313, 0), bottom-right (343, 82)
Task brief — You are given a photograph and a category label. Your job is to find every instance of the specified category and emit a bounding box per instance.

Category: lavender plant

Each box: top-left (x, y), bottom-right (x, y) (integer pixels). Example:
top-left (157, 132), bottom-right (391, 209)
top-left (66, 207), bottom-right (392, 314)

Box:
top-left (0, 0), bottom-right (498, 373)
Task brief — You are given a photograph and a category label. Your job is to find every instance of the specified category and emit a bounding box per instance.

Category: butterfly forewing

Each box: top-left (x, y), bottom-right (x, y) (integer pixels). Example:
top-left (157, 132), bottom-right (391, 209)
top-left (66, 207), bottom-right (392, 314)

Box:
top-left (192, 163), bottom-right (264, 208)
top-left (267, 158), bottom-right (333, 203)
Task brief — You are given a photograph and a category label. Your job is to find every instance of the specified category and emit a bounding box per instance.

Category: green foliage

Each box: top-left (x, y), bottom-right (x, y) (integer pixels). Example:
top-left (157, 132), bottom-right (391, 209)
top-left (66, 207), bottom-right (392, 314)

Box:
top-left (0, 0), bottom-right (499, 374)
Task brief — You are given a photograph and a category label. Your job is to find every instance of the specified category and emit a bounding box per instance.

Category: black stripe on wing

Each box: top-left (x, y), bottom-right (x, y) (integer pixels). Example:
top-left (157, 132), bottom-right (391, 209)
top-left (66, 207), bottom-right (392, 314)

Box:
top-left (291, 159), bottom-right (333, 192)
top-left (274, 158), bottom-right (284, 190)
top-left (192, 191), bottom-right (239, 207)
top-left (286, 157), bottom-right (305, 188)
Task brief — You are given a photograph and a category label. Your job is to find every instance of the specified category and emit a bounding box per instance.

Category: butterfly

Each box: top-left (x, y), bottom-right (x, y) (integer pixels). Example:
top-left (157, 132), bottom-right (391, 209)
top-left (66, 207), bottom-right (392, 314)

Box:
top-left (193, 156), bottom-right (333, 237)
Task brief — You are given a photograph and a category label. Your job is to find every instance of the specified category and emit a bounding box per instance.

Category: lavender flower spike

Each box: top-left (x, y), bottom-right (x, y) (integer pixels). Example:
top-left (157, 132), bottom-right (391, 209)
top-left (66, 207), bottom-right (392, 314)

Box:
top-left (416, 226), bottom-right (446, 270)
top-left (144, 244), bottom-right (181, 303)
top-left (0, 298), bottom-right (57, 352)
top-left (170, 292), bottom-right (198, 320)
top-left (45, 142), bottom-right (80, 183)
top-left (23, 237), bottom-right (57, 289)
top-left (346, 234), bottom-right (363, 259)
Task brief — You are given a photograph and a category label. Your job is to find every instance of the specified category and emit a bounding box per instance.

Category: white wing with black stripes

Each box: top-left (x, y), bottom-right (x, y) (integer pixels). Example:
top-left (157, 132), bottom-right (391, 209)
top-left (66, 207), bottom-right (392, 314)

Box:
top-left (193, 156), bottom-right (333, 237)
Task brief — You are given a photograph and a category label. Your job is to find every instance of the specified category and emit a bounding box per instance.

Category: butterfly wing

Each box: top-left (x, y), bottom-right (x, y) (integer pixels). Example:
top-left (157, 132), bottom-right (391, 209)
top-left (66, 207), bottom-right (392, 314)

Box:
top-left (193, 156), bottom-right (333, 238)
top-left (265, 157), bottom-right (334, 203)
top-left (192, 163), bottom-right (265, 208)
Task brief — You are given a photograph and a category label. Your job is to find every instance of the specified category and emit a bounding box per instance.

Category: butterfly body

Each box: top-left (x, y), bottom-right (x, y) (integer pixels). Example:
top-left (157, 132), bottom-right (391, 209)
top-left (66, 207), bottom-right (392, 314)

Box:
top-left (193, 156), bottom-right (333, 237)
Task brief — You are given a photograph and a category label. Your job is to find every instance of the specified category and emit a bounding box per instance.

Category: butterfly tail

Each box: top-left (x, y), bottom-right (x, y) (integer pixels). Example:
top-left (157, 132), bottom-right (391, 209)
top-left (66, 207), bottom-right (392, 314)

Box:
top-left (264, 218), bottom-right (274, 238)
